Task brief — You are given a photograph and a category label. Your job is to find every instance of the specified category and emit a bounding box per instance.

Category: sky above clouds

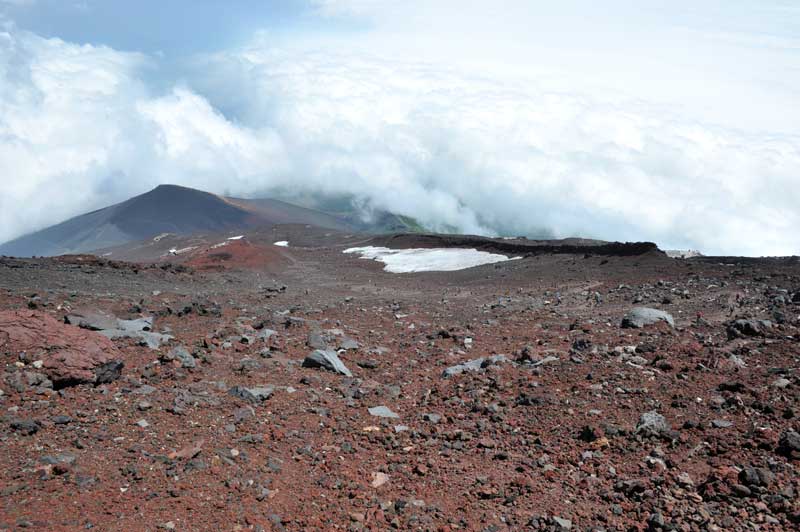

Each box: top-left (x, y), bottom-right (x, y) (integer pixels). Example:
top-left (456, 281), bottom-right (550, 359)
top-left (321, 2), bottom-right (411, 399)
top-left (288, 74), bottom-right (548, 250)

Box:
top-left (0, 0), bottom-right (798, 255)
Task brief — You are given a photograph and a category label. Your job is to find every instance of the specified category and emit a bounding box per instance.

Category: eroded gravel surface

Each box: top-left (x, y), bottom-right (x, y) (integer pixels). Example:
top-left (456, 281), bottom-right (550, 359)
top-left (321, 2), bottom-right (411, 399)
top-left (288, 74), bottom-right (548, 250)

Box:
top-left (1, 238), bottom-right (799, 531)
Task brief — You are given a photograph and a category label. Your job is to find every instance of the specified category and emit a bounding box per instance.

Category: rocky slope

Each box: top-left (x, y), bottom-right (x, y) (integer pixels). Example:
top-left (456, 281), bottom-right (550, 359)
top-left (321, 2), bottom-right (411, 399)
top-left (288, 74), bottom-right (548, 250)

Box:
top-left (0, 236), bottom-right (798, 531)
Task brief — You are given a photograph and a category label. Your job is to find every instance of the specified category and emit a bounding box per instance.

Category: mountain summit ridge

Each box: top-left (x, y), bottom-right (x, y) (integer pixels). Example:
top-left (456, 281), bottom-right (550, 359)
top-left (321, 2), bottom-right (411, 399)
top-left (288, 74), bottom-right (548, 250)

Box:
top-left (0, 184), bottom-right (356, 257)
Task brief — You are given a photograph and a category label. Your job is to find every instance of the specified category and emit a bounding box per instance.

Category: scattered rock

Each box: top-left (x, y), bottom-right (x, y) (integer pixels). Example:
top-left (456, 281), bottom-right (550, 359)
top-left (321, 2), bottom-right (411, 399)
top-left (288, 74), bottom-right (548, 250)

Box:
top-left (727, 318), bottom-right (772, 339)
top-left (66, 311), bottom-right (172, 349)
top-left (165, 346), bottom-right (196, 369)
top-left (0, 310), bottom-right (124, 388)
top-left (635, 411), bottom-right (672, 438)
top-left (340, 338), bottom-right (359, 350)
top-left (371, 472), bottom-right (389, 488)
top-left (442, 354), bottom-right (509, 377)
top-left (228, 385), bottom-right (274, 403)
top-left (368, 405), bottom-right (399, 419)
top-left (10, 419), bottom-right (40, 435)
top-left (621, 307), bottom-right (675, 329)
top-left (302, 349), bottom-right (353, 377)
top-left (711, 419), bottom-right (733, 429)
top-left (777, 430), bottom-right (800, 459)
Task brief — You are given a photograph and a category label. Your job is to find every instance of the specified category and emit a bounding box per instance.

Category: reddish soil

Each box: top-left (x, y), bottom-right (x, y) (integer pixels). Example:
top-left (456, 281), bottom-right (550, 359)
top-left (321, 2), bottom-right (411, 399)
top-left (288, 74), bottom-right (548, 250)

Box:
top-left (0, 230), bottom-right (798, 531)
top-left (183, 240), bottom-right (289, 272)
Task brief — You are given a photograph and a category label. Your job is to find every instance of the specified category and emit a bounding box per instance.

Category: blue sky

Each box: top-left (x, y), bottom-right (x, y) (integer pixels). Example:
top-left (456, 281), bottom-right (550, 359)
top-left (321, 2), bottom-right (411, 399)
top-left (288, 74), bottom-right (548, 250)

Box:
top-left (0, 0), bottom-right (798, 255)
top-left (2, 1), bottom-right (309, 52)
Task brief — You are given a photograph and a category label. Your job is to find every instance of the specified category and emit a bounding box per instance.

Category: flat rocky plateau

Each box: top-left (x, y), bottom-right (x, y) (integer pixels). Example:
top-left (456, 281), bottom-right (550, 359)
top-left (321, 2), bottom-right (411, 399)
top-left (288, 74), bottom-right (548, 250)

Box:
top-left (1, 230), bottom-right (798, 531)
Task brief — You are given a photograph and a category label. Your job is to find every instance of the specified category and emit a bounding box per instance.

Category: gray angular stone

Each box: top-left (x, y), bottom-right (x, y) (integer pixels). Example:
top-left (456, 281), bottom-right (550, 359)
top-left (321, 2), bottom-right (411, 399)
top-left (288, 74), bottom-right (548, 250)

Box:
top-left (621, 307), bottom-right (674, 329)
top-left (340, 338), bottom-right (359, 350)
top-left (67, 312), bottom-right (171, 350)
top-left (228, 385), bottom-right (275, 403)
top-left (116, 317), bottom-right (154, 332)
top-left (100, 329), bottom-right (172, 350)
top-left (772, 378), bottom-right (791, 388)
top-left (727, 318), bottom-right (771, 338)
top-left (40, 453), bottom-right (76, 466)
top-left (442, 354), bottom-right (509, 377)
top-left (169, 346), bottom-right (196, 369)
top-left (64, 313), bottom-right (117, 331)
top-left (302, 349), bottom-right (352, 377)
top-left (635, 411), bottom-right (670, 436)
top-left (307, 331), bottom-right (328, 350)
top-left (553, 516), bottom-right (572, 530)
top-left (369, 405), bottom-right (399, 419)
top-left (423, 413), bottom-right (442, 424)
top-left (257, 328), bottom-right (277, 341)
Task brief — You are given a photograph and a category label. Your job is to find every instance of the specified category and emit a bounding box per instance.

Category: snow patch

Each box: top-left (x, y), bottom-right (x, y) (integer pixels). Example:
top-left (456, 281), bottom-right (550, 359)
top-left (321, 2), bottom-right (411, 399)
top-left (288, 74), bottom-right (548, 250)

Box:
top-left (274, 241), bottom-right (289, 247)
top-left (167, 246), bottom-right (197, 256)
top-left (665, 249), bottom-right (704, 259)
top-left (227, 235), bottom-right (244, 241)
top-left (344, 246), bottom-right (520, 273)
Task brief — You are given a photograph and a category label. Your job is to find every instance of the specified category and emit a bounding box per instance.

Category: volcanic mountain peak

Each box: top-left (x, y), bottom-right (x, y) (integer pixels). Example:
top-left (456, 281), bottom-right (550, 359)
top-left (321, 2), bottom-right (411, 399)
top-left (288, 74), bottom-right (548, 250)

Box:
top-left (0, 184), bottom-right (355, 258)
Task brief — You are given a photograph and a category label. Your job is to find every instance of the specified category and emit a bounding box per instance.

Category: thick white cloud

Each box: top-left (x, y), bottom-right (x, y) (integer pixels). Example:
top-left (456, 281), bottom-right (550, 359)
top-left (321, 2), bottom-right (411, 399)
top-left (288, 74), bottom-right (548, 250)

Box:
top-left (0, 15), bottom-right (799, 256)
top-left (190, 42), bottom-right (800, 255)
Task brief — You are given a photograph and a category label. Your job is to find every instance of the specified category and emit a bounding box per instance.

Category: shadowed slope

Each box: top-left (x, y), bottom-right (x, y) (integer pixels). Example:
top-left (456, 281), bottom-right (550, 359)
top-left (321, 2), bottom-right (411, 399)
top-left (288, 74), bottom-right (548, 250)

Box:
top-left (0, 185), bottom-right (355, 257)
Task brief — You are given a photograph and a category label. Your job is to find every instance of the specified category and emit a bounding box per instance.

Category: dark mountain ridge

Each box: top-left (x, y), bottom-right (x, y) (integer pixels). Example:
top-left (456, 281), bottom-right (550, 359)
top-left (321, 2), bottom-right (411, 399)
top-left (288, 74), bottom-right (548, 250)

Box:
top-left (0, 185), bottom-right (356, 257)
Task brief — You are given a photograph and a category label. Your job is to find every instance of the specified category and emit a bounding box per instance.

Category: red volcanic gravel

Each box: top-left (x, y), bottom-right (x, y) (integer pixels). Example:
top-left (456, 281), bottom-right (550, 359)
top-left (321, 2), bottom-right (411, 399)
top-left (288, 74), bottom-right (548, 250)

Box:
top-left (0, 231), bottom-right (798, 531)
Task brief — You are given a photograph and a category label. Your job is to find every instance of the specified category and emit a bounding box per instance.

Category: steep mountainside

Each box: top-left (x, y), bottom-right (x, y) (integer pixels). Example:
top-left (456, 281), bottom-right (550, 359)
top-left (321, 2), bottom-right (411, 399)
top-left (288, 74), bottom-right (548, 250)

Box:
top-left (0, 185), bottom-right (357, 257)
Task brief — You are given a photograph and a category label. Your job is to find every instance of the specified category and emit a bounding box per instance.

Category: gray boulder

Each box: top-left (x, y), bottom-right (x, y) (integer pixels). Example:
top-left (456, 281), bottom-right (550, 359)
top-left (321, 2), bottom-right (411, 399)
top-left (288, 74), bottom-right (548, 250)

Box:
top-left (621, 308), bottom-right (674, 329)
top-left (67, 312), bottom-right (172, 349)
top-left (166, 346), bottom-right (196, 369)
top-left (228, 385), bottom-right (274, 403)
top-left (727, 319), bottom-right (772, 339)
top-left (442, 354), bottom-right (509, 378)
top-left (307, 331), bottom-right (328, 350)
top-left (635, 411), bottom-right (671, 437)
top-left (302, 349), bottom-right (353, 377)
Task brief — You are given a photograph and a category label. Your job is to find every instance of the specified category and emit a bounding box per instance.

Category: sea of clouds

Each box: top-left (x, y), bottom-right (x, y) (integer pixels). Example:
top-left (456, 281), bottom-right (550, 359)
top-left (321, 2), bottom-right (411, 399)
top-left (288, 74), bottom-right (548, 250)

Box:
top-left (1, 1), bottom-right (798, 255)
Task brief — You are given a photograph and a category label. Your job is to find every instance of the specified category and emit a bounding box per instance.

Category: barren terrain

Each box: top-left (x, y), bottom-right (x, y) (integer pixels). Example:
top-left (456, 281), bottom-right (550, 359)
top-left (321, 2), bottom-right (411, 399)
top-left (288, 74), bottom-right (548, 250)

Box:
top-left (1, 228), bottom-right (798, 531)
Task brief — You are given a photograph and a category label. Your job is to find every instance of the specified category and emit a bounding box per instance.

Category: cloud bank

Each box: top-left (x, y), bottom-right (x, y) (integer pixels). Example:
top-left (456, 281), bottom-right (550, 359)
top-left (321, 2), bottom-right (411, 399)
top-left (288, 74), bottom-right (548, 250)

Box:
top-left (0, 1), bottom-right (799, 256)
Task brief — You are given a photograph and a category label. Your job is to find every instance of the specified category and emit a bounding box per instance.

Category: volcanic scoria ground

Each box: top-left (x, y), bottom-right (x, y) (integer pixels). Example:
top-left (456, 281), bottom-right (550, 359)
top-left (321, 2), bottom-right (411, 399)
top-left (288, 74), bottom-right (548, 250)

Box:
top-left (1, 228), bottom-right (799, 531)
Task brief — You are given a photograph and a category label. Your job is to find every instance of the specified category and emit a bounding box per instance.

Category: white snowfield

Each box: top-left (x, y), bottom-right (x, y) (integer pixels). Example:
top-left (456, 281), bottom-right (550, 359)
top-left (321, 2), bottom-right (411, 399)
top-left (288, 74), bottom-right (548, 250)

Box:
top-left (344, 246), bottom-right (520, 273)
top-left (227, 235), bottom-right (245, 241)
top-left (273, 241), bottom-right (289, 247)
top-left (665, 249), bottom-right (703, 259)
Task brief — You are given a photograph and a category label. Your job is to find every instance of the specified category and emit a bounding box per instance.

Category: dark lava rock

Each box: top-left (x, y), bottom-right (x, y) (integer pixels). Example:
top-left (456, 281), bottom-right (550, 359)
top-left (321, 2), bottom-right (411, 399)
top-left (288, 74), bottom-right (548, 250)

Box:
top-left (94, 360), bottom-right (124, 384)
top-left (777, 430), bottom-right (800, 460)
top-left (727, 318), bottom-right (772, 339)
top-left (10, 419), bottom-right (40, 435)
top-left (739, 466), bottom-right (774, 487)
